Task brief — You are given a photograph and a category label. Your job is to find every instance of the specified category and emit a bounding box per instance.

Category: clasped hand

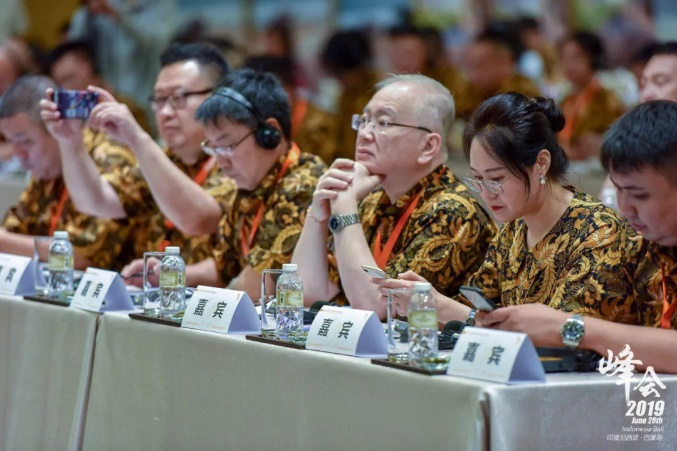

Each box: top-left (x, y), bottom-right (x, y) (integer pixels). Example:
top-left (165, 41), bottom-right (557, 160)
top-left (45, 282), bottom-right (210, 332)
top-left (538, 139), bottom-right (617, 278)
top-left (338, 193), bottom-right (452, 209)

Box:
top-left (308, 159), bottom-right (383, 223)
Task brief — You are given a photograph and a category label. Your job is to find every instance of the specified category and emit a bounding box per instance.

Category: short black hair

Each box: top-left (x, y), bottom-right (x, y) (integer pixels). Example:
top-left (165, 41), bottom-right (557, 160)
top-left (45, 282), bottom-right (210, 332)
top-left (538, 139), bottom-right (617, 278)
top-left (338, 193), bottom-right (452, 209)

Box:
top-left (463, 92), bottom-right (569, 192)
top-left (630, 41), bottom-right (660, 66)
top-left (159, 42), bottom-right (229, 85)
top-left (601, 100), bottom-right (677, 175)
top-left (476, 23), bottom-right (525, 61)
top-left (243, 55), bottom-right (294, 87)
top-left (563, 31), bottom-right (605, 71)
top-left (320, 30), bottom-right (372, 75)
top-left (195, 68), bottom-right (292, 142)
top-left (45, 40), bottom-right (99, 76)
top-left (648, 41), bottom-right (677, 60)
top-left (0, 74), bottom-right (58, 125)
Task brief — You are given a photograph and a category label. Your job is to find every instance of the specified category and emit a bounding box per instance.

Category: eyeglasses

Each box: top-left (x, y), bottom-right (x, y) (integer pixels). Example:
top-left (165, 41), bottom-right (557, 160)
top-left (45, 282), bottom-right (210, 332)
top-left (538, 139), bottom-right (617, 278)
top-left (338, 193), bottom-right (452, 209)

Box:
top-left (201, 131), bottom-right (254, 157)
top-left (149, 87), bottom-right (213, 111)
top-left (351, 114), bottom-right (432, 134)
top-left (463, 175), bottom-right (508, 195)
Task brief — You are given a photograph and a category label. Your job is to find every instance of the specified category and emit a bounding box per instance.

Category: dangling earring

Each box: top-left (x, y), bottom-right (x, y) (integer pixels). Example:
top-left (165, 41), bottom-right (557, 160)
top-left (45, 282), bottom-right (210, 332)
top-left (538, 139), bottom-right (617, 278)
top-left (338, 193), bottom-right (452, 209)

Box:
top-left (539, 174), bottom-right (546, 185)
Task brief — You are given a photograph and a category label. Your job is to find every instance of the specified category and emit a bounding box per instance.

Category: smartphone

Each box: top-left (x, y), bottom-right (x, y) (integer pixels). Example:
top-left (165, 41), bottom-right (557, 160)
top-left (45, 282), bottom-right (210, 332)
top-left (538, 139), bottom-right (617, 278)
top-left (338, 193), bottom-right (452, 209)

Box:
top-left (460, 285), bottom-right (498, 311)
top-left (362, 264), bottom-right (391, 279)
top-left (53, 89), bottom-right (99, 119)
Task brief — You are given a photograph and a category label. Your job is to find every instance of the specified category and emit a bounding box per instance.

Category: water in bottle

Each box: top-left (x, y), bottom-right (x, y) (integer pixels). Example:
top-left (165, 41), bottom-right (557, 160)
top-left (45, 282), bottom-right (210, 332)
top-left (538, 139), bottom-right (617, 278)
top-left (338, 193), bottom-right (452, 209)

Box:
top-left (408, 282), bottom-right (439, 367)
top-left (275, 263), bottom-right (304, 342)
top-left (159, 246), bottom-right (186, 318)
top-left (48, 230), bottom-right (74, 301)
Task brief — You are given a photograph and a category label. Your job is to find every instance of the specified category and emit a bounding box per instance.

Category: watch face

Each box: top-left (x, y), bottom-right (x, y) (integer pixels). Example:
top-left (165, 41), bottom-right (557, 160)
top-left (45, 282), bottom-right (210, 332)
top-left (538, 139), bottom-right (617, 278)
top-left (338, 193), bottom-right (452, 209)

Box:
top-left (564, 321), bottom-right (584, 341)
top-left (328, 215), bottom-right (341, 233)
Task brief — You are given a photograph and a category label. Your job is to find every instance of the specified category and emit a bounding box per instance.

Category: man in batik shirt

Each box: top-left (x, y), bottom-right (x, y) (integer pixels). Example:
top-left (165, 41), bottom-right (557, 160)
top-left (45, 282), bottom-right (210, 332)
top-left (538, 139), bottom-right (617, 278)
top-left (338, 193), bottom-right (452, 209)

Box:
top-left (292, 74), bottom-right (497, 318)
top-left (180, 69), bottom-right (326, 300)
top-left (40, 43), bottom-right (235, 267)
top-left (0, 75), bottom-right (135, 270)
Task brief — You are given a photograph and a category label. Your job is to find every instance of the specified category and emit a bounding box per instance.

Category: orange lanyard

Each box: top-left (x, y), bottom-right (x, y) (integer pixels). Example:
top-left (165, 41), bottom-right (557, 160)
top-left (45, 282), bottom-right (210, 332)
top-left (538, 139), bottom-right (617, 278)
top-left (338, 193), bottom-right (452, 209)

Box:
top-left (559, 79), bottom-right (600, 144)
top-left (373, 172), bottom-right (443, 269)
top-left (660, 262), bottom-right (676, 329)
top-left (240, 144), bottom-right (300, 256)
top-left (49, 187), bottom-right (69, 237)
top-left (159, 156), bottom-right (215, 251)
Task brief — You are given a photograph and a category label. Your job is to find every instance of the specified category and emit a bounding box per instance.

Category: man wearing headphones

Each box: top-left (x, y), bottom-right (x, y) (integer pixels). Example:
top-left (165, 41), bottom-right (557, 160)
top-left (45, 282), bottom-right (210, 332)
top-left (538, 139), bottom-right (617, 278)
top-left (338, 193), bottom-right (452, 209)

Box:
top-left (179, 69), bottom-right (326, 296)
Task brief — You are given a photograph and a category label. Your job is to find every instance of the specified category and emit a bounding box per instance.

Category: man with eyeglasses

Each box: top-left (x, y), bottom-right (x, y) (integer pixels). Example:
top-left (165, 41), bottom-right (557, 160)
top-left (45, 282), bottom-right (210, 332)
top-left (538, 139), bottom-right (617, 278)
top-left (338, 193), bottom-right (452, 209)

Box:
top-left (40, 43), bottom-right (235, 269)
top-left (159, 69), bottom-right (325, 298)
top-left (292, 74), bottom-right (497, 317)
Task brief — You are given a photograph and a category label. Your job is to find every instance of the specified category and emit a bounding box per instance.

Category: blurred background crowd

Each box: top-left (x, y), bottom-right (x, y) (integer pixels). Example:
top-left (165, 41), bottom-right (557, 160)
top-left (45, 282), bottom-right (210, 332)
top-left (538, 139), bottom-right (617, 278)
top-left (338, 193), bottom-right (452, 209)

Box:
top-left (0, 0), bottom-right (674, 197)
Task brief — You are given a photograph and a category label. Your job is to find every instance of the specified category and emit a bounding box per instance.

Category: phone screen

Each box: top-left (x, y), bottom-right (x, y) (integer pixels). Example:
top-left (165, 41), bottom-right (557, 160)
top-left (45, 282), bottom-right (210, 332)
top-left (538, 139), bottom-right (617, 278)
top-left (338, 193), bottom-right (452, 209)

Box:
top-left (460, 287), bottom-right (496, 311)
top-left (362, 265), bottom-right (391, 279)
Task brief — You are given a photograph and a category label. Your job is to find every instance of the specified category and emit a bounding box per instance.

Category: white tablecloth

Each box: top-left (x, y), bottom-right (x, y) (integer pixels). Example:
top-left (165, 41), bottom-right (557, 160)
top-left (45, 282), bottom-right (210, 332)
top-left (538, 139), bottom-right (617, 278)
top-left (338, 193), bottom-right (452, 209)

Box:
top-left (82, 313), bottom-right (677, 450)
top-left (0, 295), bottom-right (98, 451)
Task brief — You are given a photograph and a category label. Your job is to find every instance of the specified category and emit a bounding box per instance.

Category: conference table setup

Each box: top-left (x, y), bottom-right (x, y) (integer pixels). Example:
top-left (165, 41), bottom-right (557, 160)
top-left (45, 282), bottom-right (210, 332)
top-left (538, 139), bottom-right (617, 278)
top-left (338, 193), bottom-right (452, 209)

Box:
top-left (1, 267), bottom-right (676, 451)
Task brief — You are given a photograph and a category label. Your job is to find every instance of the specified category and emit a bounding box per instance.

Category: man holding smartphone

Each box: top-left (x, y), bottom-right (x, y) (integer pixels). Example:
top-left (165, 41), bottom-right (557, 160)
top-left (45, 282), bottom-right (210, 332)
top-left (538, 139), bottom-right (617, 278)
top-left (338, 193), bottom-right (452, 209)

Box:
top-left (292, 74), bottom-right (497, 319)
top-left (0, 75), bottom-right (136, 270)
top-left (40, 43), bottom-right (234, 269)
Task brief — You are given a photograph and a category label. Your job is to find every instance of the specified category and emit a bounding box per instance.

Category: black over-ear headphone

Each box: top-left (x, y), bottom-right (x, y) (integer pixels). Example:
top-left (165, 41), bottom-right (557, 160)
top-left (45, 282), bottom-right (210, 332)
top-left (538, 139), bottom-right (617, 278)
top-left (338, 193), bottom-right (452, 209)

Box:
top-left (213, 87), bottom-right (281, 150)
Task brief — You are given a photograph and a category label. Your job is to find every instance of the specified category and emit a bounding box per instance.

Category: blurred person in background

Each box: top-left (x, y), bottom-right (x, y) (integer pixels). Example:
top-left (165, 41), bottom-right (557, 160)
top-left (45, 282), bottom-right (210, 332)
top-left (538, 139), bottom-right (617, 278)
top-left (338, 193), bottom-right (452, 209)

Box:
top-left (295, 29), bottom-right (380, 166)
top-left (639, 41), bottom-right (677, 103)
top-left (0, 75), bottom-right (136, 270)
top-left (67, 0), bottom-right (178, 105)
top-left (243, 55), bottom-right (308, 136)
top-left (558, 31), bottom-right (624, 168)
top-left (599, 41), bottom-right (677, 204)
top-left (0, 37), bottom-right (39, 175)
top-left (45, 40), bottom-right (152, 134)
top-left (386, 24), bottom-right (472, 121)
top-left (514, 16), bottom-right (560, 90)
top-left (628, 41), bottom-right (658, 85)
top-left (463, 24), bottom-right (540, 116)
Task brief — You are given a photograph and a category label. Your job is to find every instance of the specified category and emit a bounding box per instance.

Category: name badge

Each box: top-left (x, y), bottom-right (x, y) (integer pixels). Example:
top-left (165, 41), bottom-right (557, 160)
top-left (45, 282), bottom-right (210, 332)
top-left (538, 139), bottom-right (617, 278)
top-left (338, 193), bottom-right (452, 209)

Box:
top-left (0, 253), bottom-right (35, 296)
top-left (447, 327), bottom-right (545, 384)
top-left (181, 286), bottom-right (259, 334)
top-left (70, 268), bottom-right (134, 312)
top-left (306, 306), bottom-right (387, 358)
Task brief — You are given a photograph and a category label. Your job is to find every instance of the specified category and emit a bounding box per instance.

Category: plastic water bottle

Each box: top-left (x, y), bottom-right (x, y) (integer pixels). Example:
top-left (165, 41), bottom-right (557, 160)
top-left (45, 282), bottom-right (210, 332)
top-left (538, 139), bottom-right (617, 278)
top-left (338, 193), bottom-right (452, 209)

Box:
top-left (408, 282), bottom-right (439, 366)
top-left (48, 230), bottom-right (74, 300)
top-left (275, 263), bottom-right (304, 341)
top-left (159, 246), bottom-right (186, 317)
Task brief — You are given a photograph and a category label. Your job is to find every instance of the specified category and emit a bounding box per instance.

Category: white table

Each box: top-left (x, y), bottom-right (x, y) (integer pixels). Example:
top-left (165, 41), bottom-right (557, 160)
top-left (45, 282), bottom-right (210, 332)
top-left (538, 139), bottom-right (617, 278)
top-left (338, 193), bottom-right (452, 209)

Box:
top-left (0, 295), bottom-right (98, 451)
top-left (82, 313), bottom-right (677, 450)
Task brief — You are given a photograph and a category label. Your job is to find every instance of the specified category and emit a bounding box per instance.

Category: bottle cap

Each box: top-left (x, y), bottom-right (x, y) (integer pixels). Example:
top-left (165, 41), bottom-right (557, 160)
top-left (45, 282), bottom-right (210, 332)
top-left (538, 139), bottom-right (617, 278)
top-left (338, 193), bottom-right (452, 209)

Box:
top-left (413, 282), bottom-right (432, 292)
top-left (53, 231), bottom-right (68, 239)
top-left (165, 246), bottom-right (180, 255)
top-left (282, 263), bottom-right (297, 272)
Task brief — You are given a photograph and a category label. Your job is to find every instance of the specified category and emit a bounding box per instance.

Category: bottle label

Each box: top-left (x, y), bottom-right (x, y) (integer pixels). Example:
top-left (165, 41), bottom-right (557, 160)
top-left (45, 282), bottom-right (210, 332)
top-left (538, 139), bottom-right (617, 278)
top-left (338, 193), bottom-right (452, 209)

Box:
top-left (277, 290), bottom-right (303, 307)
top-left (409, 310), bottom-right (438, 329)
top-left (48, 254), bottom-right (73, 271)
top-left (159, 271), bottom-right (185, 288)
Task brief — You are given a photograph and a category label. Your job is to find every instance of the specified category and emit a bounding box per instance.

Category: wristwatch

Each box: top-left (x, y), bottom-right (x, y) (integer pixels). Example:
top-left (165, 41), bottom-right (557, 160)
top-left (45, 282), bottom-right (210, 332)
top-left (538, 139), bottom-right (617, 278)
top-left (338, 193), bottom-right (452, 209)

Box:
top-left (328, 213), bottom-right (360, 234)
top-left (560, 314), bottom-right (585, 349)
top-left (464, 308), bottom-right (477, 327)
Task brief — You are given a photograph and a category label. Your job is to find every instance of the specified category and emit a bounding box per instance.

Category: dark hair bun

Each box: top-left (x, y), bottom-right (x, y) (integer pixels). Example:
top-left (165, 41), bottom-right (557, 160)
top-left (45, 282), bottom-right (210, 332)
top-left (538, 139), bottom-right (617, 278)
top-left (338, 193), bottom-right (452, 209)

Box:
top-left (531, 97), bottom-right (565, 133)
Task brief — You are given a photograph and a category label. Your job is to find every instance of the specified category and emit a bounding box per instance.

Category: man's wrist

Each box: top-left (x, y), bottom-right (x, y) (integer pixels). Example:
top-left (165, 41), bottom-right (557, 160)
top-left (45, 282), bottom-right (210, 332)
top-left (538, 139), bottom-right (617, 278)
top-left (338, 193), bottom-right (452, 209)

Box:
top-left (129, 130), bottom-right (155, 156)
top-left (331, 195), bottom-right (358, 215)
